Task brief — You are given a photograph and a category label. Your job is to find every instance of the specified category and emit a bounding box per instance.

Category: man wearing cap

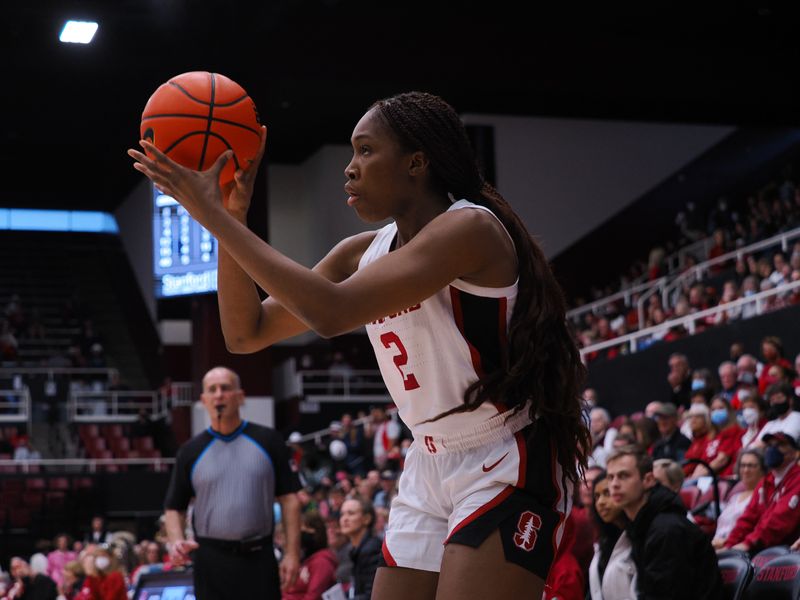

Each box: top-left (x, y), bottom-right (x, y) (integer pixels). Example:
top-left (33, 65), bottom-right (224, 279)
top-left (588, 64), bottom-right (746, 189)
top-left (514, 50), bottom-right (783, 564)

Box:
top-left (374, 470), bottom-right (398, 509)
top-left (724, 431), bottom-right (800, 552)
top-left (651, 402), bottom-right (691, 463)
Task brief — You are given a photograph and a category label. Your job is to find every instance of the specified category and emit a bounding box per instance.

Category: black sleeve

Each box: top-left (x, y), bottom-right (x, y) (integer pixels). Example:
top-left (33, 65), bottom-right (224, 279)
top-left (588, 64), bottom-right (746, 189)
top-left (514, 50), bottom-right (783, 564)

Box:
top-left (163, 434), bottom-right (209, 511)
top-left (638, 525), bottom-right (694, 600)
top-left (262, 427), bottom-right (302, 497)
top-left (352, 538), bottom-right (381, 600)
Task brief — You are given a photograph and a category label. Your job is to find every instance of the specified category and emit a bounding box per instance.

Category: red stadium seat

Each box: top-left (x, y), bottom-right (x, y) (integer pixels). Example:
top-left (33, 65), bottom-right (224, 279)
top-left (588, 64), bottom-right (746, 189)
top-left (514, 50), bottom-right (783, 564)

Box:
top-left (744, 552), bottom-right (800, 598)
top-left (0, 490), bottom-right (22, 508)
top-left (110, 437), bottom-right (130, 454)
top-left (717, 554), bottom-right (753, 600)
top-left (1, 479), bottom-right (24, 492)
top-left (25, 478), bottom-right (46, 491)
top-left (102, 424), bottom-right (124, 439)
top-left (751, 545), bottom-right (792, 573)
top-left (679, 486), bottom-right (701, 510)
top-left (22, 491), bottom-right (44, 510)
top-left (8, 507), bottom-right (31, 529)
top-left (48, 477), bottom-right (69, 491)
top-left (134, 436), bottom-right (155, 451)
top-left (45, 491), bottom-right (67, 511)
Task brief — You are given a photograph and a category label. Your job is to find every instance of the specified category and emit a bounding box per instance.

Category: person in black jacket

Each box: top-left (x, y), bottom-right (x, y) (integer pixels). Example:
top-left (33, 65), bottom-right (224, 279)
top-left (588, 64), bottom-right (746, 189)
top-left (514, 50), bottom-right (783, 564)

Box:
top-left (606, 446), bottom-right (722, 599)
top-left (8, 556), bottom-right (57, 600)
top-left (340, 497), bottom-right (381, 600)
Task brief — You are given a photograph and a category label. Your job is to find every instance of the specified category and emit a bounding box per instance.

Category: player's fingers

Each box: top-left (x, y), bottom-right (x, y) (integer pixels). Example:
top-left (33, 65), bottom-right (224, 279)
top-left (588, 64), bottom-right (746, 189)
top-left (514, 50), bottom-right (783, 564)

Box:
top-left (209, 150), bottom-right (233, 177)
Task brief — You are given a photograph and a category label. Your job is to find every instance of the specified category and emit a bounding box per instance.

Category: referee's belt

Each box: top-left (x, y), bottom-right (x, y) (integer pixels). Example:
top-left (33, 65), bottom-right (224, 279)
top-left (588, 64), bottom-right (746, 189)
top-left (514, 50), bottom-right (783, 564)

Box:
top-left (196, 535), bottom-right (272, 555)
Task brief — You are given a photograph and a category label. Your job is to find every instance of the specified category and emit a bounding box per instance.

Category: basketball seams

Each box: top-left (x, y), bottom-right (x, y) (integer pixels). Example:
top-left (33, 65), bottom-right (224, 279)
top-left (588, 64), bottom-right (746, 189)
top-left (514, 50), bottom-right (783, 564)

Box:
top-left (197, 73), bottom-right (216, 170)
top-left (141, 114), bottom-right (261, 137)
top-left (165, 81), bottom-right (250, 108)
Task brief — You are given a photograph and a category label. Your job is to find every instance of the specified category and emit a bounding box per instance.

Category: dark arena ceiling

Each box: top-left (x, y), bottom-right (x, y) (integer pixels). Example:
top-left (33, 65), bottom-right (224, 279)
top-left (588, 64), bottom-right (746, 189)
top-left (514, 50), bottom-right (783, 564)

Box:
top-left (4, 2), bottom-right (800, 212)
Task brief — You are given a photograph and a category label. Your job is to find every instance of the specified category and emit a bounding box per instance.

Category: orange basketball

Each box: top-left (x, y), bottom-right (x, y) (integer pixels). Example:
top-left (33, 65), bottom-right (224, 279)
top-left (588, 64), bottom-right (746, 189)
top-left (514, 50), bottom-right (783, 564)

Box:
top-left (140, 71), bottom-right (261, 185)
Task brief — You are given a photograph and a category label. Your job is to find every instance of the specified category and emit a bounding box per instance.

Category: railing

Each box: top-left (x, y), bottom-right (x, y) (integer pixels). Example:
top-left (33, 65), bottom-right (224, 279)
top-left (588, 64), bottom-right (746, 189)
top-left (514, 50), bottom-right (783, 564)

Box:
top-left (291, 406), bottom-right (400, 446)
top-left (580, 279), bottom-right (800, 360)
top-left (0, 367), bottom-right (118, 381)
top-left (666, 235), bottom-right (715, 274)
top-left (164, 381), bottom-right (194, 407)
top-left (566, 277), bottom-right (667, 324)
top-left (297, 370), bottom-right (391, 403)
top-left (0, 388), bottom-right (31, 430)
top-left (0, 457), bottom-right (175, 474)
top-left (661, 225), bottom-right (800, 307)
top-left (68, 390), bottom-right (164, 422)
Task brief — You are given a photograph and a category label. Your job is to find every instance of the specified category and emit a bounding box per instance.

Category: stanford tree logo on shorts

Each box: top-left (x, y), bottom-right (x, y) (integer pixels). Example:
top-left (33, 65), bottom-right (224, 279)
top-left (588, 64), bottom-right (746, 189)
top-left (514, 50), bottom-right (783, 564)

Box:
top-left (512, 511), bottom-right (542, 552)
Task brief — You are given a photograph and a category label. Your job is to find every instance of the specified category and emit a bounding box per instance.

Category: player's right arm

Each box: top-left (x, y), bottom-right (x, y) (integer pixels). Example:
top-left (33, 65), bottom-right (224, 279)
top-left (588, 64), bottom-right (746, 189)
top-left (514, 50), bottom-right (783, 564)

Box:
top-left (219, 229), bottom-right (376, 353)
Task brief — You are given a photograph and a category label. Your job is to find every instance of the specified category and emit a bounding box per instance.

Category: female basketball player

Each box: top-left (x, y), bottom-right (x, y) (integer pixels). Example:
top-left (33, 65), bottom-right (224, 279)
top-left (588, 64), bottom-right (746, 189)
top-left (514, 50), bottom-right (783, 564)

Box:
top-left (129, 91), bottom-right (590, 599)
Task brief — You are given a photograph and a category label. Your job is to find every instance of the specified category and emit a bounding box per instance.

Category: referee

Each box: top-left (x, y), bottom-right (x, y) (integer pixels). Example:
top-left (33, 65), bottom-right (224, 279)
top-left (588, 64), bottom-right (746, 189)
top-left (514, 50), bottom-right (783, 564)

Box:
top-left (163, 366), bottom-right (301, 599)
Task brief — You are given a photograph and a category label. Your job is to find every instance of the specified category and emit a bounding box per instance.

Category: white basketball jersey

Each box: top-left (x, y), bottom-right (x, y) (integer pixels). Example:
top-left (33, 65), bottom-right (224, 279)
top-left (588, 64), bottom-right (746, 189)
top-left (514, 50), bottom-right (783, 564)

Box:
top-left (359, 200), bottom-right (519, 438)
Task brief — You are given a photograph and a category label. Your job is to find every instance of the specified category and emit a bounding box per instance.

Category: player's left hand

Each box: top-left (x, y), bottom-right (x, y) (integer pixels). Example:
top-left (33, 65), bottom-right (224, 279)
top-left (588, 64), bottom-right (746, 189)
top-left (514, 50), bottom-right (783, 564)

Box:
top-left (127, 140), bottom-right (230, 224)
top-left (279, 550), bottom-right (300, 590)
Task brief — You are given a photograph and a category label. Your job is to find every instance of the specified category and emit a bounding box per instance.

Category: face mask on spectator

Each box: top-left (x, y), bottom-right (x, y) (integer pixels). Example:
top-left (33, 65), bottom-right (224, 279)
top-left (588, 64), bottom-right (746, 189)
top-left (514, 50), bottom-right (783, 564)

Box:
top-left (95, 556), bottom-right (110, 571)
top-left (710, 409), bottom-right (728, 426)
top-left (738, 372), bottom-right (755, 384)
top-left (743, 289), bottom-right (756, 297)
top-left (742, 408), bottom-right (759, 426)
top-left (691, 379), bottom-right (706, 391)
top-left (765, 445), bottom-right (786, 469)
top-left (767, 400), bottom-right (790, 420)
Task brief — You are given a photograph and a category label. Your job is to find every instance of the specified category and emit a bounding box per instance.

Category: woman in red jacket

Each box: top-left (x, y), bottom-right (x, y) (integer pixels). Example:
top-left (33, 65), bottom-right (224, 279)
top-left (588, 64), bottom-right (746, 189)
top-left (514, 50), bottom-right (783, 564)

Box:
top-left (283, 511), bottom-right (339, 600)
top-left (76, 546), bottom-right (127, 600)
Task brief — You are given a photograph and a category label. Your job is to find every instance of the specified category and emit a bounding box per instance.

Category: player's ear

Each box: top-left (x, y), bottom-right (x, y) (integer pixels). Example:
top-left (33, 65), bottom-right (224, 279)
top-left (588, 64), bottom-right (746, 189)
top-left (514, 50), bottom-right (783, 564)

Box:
top-left (408, 151), bottom-right (429, 177)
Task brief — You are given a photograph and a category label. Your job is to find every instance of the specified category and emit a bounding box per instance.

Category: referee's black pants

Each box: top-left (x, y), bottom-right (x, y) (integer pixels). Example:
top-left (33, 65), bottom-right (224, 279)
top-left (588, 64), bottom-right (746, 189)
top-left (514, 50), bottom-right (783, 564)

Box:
top-left (193, 541), bottom-right (280, 599)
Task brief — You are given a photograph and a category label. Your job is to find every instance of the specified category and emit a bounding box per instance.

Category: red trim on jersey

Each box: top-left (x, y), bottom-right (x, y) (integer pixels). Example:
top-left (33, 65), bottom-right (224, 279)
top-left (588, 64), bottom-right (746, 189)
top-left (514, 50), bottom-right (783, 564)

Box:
top-left (549, 438), bottom-right (565, 557)
top-left (444, 485), bottom-right (514, 544)
top-left (449, 287), bottom-right (484, 378)
top-left (515, 430), bottom-right (527, 488)
top-left (381, 538), bottom-right (397, 567)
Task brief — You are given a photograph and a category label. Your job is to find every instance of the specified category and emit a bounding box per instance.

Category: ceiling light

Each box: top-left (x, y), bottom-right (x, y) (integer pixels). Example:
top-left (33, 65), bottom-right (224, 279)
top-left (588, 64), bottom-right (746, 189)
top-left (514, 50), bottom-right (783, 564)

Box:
top-left (59, 20), bottom-right (98, 44)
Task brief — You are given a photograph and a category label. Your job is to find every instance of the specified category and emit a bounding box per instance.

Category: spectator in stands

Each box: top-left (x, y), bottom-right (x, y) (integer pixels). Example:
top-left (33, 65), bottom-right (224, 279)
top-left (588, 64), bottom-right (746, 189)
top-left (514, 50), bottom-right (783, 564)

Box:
top-left (736, 353), bottom-right (759, 387)
top-left (718, 361), bottom-right (739, 405)
top-left (756, 382), bottom-right (800, 445)
top-left (83, 517), bottom-right (112, 546)
top-left (7, 556), bottom-right (57, 600)
top-left (666, 353), bottom-right (692, 409)
top-left (582, 388), bottom-right (599, 409)
top-left (373, 470), bottom-right (398, 510)
top-left (339, 413), bottom-right (367, 477)
top-left (730, 341), bottom-right (745, 363)
top-left (711, 449), bottom-right (766, 549)
top-left (78, 545), bottom-right (126, 600)
top-left (0, 319), bottom-right (19, 362)
top-left (606, 447), bottom-right (722, 599)
top-left (651, 402), bottom-right (691, 463)
top-left (543, 516), bottom-right (585, 600)
top-left (47, 534), bottom-right (76, 589)
top-left (759, 336), bottom-right (793, 395)
top-left (588, 407), bottom-right (612, 468)
top-left (282, 511), bottom-right (338, 600)
top-left (589, 471), bottom-right (636, 600)
top-left (652, 459), bottom-right (684, 493)
top-left (340, 497), bottom-right (380, 600)
top-left (724, 432), bottom-right (800, 552)
top-left (683, 403), bottom-right (715, 477)
top-left (368, 406), bottom-right (400, 470)
top-left (326, 351), bottom-right (354, 394)
top-left (634, 417), bottom-right (659, 455)
top-left (707, 228), bottom-right (730, 273)
top-left (129, 541), bottom-right (168, 591)
top-left (740, 391), bottom-right (768, 449)
top-left (325, 515), bottom-right (352, 587)
top-left (13, 436), bottom-right (41, 462)
top-left (58, 560), bottom-right (85, 600)
top-left (794, 352), bottom-right (800, 397)
top-left (705, 395), bottom-right (744, 478)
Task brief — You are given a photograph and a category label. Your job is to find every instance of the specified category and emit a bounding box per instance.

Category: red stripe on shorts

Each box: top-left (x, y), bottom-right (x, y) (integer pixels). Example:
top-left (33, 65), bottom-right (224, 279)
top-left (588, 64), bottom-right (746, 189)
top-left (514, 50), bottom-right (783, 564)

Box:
top-left (444, 485), bottom-right (514, 544)
top-left (381, 538), bottom-right (397, 567)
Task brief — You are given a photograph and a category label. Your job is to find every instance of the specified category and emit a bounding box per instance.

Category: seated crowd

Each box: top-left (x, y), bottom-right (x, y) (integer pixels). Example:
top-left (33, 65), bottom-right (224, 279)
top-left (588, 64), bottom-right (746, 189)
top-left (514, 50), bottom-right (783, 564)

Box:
top-left (573, 171), bottom-right (800, 359)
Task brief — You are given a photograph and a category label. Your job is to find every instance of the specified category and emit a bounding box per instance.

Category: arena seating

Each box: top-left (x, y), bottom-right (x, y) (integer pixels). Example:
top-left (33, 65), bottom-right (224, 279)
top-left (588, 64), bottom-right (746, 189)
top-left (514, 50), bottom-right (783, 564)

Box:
top-left (718, 553), bottom-right (753, 600)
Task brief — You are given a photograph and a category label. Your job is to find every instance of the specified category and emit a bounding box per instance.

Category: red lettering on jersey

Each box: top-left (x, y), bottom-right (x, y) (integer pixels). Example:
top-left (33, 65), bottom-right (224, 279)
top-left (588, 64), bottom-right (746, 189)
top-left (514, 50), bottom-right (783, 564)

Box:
top-left (380, 332), bottom-right (420, 391)
top-left (371, 304), bottom-right (422, 325)
top-left (424, 435), bottom-right (437, 454)
top-left (512, 511), bottom-right (542, 552)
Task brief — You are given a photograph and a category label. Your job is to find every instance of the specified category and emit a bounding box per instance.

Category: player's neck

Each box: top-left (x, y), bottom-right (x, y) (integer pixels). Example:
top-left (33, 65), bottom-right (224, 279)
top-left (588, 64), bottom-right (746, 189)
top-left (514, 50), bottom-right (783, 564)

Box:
top-left (393, 193), bottom-right (450, 249)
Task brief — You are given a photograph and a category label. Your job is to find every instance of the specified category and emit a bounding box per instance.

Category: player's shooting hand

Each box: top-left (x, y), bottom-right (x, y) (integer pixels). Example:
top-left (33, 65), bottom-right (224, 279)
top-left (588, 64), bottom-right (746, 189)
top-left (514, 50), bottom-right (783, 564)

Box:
top-left (127, 140), bottom-right (228, 224)
top-left (223, 125), bottom-right (267, 222)
top-left (168, 539), bottom-right (199, 567)
top-left (279, 550), bottom-right (300, 590)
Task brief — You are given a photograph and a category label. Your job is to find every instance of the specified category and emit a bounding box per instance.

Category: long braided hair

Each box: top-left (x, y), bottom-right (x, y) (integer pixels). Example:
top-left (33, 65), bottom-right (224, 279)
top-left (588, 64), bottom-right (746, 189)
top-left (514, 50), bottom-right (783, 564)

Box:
top-left (372, 91), bottom-right (590, 483)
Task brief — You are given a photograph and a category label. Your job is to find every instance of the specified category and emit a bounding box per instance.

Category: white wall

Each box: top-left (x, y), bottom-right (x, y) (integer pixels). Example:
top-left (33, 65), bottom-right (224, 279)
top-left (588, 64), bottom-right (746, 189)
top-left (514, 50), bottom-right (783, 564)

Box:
top-left (462, 115), bottom-right (734, 257)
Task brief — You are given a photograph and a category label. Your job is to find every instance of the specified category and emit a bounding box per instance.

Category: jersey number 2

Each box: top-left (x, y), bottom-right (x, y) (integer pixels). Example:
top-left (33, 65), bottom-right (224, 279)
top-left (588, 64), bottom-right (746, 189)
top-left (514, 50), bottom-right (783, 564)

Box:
top-left (380, 332), bottom-right (420, 391)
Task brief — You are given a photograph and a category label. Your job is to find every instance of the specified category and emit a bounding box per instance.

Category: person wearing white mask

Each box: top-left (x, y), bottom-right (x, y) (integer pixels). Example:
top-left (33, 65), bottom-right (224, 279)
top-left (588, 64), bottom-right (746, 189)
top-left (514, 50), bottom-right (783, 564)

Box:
top-left (78, 546), bottom-right (126, 600)
top-left (740, 392), bottom-right (768, 449)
